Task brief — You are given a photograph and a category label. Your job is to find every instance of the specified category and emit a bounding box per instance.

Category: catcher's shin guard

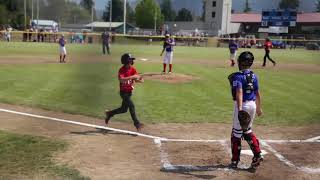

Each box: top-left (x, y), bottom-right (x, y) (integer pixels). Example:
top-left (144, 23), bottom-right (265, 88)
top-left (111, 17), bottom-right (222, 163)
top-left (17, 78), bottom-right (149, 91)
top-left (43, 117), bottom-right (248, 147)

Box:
top-left (231, 135), bottom-right (242, 162)
top-left (243, 132), bottom-right (261, 157)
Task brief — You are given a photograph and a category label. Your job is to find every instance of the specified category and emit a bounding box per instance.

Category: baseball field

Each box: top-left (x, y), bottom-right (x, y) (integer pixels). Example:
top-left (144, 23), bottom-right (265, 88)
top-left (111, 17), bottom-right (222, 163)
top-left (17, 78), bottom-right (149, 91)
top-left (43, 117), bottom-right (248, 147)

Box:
top-left (0, 41), bottom-right (319, 179)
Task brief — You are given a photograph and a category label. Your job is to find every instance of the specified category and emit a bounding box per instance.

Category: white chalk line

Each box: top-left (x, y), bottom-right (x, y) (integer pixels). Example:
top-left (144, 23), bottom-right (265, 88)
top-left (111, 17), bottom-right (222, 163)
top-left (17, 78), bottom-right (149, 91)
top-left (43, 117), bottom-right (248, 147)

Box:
top-left (0, 108), bottom-right (162, 140)
top-left (154, 138), bottom-right (236, 172)
top-left (261, 141), bottom-right (320, 174)
top-left (0, 107), bottom-right (320, 173)
top-left (306, 136), bottom-right (320, 141)
top-left (1, 107), bottom-right (319, 143)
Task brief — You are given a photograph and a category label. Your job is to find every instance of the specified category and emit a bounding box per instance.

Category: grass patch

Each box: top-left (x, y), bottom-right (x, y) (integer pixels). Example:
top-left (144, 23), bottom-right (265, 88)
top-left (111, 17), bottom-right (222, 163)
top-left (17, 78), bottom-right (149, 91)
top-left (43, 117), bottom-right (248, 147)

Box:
top-left (0, 42), bottom-right (319, 64)
top-left (0, 130), bottom-right (89, 180)
top-left (0, 42), bottom-right (319, 126)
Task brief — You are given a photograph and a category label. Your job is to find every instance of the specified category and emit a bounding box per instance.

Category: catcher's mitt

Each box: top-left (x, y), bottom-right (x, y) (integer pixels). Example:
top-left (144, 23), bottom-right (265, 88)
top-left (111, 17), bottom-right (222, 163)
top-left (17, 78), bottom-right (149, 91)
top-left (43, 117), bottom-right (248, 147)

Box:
top-left (238, 110), bottom-right (251, 131)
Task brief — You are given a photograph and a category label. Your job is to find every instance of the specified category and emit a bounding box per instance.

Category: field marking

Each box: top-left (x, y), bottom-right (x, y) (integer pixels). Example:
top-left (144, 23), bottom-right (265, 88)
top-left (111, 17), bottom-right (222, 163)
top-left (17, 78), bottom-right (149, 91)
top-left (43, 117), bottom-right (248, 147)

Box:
top-left (1, 107), bottom-right (319, 144)
top-left (0, 108), bottom-right (162, 140)
top-left (261, 141), bottom-right (320, 174)
top-left (241, 150), bottom-right (268, 156)
top-left (0, 107), bottom-right (320, 174)
top-left (306, 136), bottom-right (320, 141)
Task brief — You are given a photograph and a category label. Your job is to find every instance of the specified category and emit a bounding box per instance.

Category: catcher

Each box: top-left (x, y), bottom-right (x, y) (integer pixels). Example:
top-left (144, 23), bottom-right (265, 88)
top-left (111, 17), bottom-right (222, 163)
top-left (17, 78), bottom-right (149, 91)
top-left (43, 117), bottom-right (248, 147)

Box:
top-left (105, 53), bottom-right (144, 132)
top-left (228, 51), bottom-right (263, 169)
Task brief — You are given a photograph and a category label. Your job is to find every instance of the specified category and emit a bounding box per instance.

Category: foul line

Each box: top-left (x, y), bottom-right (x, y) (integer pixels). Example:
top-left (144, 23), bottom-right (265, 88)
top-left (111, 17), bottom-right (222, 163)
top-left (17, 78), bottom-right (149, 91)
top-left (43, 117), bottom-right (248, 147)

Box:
top-left (261, 141), bottom-right (320, 174)
top-left (0, 108), bottom-right (319, 144)
top-left (0, 107), bottom-right (320, 174)
top-left (0, 108), bottom-right (161, 140)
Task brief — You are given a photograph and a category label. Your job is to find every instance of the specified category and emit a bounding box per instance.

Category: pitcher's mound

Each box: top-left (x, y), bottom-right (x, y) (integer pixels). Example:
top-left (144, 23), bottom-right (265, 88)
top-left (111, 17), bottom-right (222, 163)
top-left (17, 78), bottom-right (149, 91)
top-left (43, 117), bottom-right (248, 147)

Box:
top-left (142, 73), bottom-right (199, 84)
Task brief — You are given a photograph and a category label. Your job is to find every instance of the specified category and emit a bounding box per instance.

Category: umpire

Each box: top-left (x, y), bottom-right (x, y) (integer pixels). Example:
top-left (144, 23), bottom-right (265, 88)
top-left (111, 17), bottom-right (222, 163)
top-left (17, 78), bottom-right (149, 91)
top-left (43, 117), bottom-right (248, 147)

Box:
top-left (101, 30), bottom-right (110, 55)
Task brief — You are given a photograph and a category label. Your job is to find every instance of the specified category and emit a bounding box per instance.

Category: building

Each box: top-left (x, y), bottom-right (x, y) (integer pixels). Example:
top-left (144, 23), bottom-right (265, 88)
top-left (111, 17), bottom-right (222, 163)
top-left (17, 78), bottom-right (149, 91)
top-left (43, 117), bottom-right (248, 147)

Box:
top-left (31, 20), bottom-right (58, 31)
top-left (85, 22), bottom-right (136, 33)
top-left (230, 13), bottom-right (320, 35)
top-left (165, 0), bottom-right (232, 36)
top-left (204, 0), bottom-right (232, 35)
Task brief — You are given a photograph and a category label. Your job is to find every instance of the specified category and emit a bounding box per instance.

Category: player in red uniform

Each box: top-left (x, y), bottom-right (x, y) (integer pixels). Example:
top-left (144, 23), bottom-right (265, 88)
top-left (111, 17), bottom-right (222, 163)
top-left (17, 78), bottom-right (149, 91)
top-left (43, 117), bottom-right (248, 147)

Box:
top-left (262, 38), bottom-right (276, 67)
top-left (105, 53), bottom-right (144, 132)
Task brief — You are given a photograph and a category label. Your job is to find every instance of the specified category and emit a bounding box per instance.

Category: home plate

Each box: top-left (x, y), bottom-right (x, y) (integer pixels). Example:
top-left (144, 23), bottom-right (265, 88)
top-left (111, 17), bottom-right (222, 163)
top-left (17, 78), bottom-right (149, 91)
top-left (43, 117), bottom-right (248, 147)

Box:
top-left (241, 150), bottom-right (268, 156)
top-left (140, 58), bottom-right (149, 61)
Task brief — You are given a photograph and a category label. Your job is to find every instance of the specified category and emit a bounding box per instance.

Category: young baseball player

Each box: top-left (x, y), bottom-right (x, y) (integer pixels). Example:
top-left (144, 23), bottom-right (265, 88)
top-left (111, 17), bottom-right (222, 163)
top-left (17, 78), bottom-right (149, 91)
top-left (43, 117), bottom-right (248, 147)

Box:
top-left (105, 53), bottom-right (144, 132)
top-left (160, 34), bottom-right (175, 74)
top-left (262, 38), bottom-right (276, 67)
top-left (58, 35), bottom-right (67, 63)
top-left (229, 39), bottom-right (238, 67)
top-left (228, 51), bottom-right (263, 169)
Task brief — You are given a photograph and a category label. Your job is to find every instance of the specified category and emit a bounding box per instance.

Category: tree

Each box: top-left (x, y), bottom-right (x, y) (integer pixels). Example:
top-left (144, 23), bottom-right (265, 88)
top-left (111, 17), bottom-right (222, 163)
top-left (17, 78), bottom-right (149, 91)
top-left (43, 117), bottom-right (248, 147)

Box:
top-left (0, 0), bottom-right (25, 29)
top-left (135, 0), bottom-right (164, 29)
top-left (80, 0), bottom-right (94, 12)
top-left (243, 0), bottom-right (251, 13)
top-left (175, 8), bottom-right (193, 21)
top-left (126, 2), bottom-right (135, 24)
top-left (279, 0), bottom-right (299, 9)
top-left (316, 0), bottom-right (320, 12)
top-left (160, 0), bottom-right (176, 21)
top-left (102, 0), bottom-right (124, 22)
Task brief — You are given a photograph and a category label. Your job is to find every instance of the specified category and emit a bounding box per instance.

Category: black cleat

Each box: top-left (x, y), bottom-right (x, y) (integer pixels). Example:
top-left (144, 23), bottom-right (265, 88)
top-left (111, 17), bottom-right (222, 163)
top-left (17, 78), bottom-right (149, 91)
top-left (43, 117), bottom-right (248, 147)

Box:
top-left (229, 161), bottom-right (238, 169)
top-left (135, 123), bottom-right (144, 132)
top-left (251, 155), bottom-right (264, 169)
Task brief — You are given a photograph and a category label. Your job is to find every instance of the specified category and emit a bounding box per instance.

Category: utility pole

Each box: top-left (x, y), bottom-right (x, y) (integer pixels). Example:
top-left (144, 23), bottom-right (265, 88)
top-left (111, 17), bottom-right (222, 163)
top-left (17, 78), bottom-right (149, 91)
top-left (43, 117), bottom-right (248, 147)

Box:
top-left (31, 0), bottom-right (34, 21)
top-left (123, 0), bottom-right (127, 35)
top-left (37, 0), bottom-right (39, 30)
top-left (24, 0), bottom-right (27, 29)
top-left (109, 0), bottom-right (112, 31)
top-left (154, 9), bottom-right (157, 35)
top-left (91, 0), bottom-right (94, 31)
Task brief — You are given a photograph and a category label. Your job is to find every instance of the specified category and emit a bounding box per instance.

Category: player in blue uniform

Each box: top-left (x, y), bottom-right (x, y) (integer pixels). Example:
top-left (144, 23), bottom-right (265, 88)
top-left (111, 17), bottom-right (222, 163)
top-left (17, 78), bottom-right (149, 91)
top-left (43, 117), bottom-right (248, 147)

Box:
top-left (160, 34), bottom-right (175, 74)
top-left (228, 51), bottom-right (263, 169)
top-left (229, 40), bottom-right (238, 67)
top-left (58, 35), bottom-right (67, 63)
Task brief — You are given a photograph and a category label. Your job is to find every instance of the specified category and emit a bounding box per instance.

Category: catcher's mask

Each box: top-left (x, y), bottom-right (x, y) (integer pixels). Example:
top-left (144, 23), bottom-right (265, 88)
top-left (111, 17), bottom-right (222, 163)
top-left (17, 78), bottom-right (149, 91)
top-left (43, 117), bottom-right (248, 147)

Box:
top-left (238, 51), bottom-right (254, 69)
top-left (121, 53), bottom-right (135, 65)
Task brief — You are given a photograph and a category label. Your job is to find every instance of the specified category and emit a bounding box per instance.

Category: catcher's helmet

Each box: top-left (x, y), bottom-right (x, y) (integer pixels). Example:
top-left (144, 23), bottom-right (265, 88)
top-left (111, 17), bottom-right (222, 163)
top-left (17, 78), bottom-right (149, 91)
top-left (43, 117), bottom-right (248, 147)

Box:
top-left (238, 51), bottom-right (254, 67)
top-left (121, 53), bottom-right (135, 65)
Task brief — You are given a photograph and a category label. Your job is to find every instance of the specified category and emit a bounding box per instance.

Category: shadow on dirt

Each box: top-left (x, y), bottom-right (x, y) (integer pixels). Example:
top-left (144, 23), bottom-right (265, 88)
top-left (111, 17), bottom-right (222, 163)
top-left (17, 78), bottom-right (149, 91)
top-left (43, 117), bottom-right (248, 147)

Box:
top-left (70, 128), bottom-right (138, 137)
top-left (161, 164), bottom-right (256, 179)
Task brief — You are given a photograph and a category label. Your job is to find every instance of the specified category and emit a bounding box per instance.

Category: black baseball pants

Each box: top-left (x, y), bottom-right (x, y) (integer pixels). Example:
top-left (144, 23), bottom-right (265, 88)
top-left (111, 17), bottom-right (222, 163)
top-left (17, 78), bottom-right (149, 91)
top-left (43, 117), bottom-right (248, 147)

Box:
top-left (263, 50), bottom-right (275, 66)
top-left (109, 91), bottom-right (140, 126)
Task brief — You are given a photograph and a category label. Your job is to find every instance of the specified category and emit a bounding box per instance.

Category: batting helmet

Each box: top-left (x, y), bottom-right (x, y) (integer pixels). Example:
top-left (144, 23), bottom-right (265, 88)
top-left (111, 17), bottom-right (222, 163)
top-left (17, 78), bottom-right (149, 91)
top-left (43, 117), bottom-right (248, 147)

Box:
top-left (238, 51), bottom-right (254, 67)
top-left (121, 53), bottom-right (135, 65)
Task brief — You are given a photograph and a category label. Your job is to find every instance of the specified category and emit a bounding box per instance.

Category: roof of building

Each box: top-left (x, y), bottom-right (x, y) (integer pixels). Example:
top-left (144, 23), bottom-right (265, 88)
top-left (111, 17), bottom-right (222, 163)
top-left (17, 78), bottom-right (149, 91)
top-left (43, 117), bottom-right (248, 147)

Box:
top-left (85, 22), bottom-right (124, 28)
top-left (231, 13), bottom-right (320, 23)
top-left (32, 20), bottom-right (58, 26)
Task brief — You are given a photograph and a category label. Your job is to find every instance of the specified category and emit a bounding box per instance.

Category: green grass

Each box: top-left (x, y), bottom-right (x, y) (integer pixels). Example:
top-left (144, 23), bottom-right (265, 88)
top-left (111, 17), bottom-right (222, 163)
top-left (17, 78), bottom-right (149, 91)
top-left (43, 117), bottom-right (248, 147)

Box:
top-left (0, 130), bottom-right (89, 180)
top-left (0, 42), bottom-right (319, 126)
top-left (1, 42), bottom-right (319, 64)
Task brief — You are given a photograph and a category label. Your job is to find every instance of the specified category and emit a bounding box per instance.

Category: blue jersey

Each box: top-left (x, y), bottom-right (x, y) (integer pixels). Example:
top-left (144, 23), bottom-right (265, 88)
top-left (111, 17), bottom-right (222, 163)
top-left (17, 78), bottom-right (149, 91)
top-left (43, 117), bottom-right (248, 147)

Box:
top-left (229, 70), bottom-right (259, 101)
top-left (229, 42), bottom-right (238, 54)
top-left (59, 38), bottom-right (65, 47)
top-left (164, 38), bottom-right (174, 52)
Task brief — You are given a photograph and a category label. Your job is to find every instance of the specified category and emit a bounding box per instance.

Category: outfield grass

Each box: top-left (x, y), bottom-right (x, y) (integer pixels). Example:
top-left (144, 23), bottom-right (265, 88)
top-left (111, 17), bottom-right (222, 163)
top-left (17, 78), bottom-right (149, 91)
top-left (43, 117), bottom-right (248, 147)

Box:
top-left (1, 42), bottom-right (319, 64)
top-left (0, 130), bottom-right (89, 179)
top-left (0, 42), bottom-right (319, 126)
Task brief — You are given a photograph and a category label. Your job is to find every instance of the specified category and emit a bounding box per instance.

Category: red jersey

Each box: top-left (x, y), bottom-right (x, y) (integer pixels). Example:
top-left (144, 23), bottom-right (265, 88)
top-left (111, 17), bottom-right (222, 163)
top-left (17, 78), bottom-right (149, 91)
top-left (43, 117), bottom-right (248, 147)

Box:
top-left (118, 66), bottom-right (138, 93)
top-left (264, 41), bottom-right (272, 50)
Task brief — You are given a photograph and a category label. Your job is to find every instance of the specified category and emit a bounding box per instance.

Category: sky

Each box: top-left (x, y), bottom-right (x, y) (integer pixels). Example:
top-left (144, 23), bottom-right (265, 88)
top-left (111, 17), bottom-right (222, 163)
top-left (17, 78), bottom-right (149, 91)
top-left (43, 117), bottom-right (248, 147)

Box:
top-left (73, 0), bottom-right (318, 15)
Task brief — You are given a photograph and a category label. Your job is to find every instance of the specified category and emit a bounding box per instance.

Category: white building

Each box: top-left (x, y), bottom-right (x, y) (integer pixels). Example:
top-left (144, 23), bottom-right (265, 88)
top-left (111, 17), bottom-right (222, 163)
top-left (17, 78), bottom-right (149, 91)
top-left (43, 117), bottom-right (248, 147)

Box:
top-left (165, 0), bottom-right (233, 36)
top-left (204, 0), bottom-right (232, 35)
